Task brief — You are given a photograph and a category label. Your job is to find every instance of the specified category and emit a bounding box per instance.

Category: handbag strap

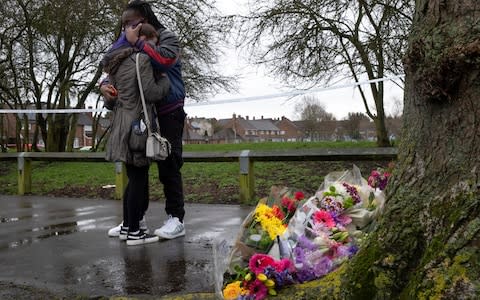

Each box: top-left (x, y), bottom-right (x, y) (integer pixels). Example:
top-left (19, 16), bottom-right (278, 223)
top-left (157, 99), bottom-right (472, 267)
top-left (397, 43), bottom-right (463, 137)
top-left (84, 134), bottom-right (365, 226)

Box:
top-left (135, 53), bottom-right (160, 136)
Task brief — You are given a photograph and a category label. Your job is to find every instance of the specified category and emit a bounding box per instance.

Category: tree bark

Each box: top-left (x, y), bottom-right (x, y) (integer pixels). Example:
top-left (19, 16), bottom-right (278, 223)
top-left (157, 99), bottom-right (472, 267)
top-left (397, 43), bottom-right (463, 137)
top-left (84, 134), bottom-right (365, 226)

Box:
top-left (278, 1), bottom-right (480, 298)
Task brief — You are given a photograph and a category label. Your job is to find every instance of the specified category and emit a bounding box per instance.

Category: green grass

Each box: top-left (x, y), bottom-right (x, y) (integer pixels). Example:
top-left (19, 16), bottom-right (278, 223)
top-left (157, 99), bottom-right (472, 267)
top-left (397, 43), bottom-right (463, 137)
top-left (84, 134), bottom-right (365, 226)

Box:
top-left (0, 141), bottom-right (390, 205)
top-left (183, 140), bottom-right (376, 152)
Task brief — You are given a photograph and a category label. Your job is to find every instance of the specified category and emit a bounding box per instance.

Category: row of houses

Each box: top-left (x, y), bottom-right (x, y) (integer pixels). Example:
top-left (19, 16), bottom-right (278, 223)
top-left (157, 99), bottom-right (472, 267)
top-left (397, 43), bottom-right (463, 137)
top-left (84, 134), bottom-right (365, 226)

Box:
top-left (184, 113), bottom-right (402, 144)
top-left (1, 109), bottom-right (402, 150)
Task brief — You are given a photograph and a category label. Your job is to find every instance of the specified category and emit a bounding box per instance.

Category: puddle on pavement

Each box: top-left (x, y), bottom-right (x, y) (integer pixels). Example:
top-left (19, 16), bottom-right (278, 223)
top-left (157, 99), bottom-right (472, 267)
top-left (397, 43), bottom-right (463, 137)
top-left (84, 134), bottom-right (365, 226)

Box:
top-left (0, 221), bottom-right (79, 250)
top-left (0, 217), bottom-right (20, 223)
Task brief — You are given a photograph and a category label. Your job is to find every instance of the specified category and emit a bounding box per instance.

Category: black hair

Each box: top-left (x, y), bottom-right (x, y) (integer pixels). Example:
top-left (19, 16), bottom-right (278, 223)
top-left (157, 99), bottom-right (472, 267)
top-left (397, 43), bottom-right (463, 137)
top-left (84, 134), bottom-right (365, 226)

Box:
top-left (126, 0), bottom-right (165, 30)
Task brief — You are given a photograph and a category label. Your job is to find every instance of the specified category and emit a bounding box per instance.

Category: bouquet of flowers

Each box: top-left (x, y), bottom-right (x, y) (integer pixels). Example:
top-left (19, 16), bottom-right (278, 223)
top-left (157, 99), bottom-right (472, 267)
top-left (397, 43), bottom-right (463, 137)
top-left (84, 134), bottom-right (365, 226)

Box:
top-left (216, 165), bottom-right (392, 299)
top-left (234, 187), bottom-right (305, 260)
top-left (283, 165), bottom-right (390, 283)
top-left (222, 253), bottom-right (296, 300)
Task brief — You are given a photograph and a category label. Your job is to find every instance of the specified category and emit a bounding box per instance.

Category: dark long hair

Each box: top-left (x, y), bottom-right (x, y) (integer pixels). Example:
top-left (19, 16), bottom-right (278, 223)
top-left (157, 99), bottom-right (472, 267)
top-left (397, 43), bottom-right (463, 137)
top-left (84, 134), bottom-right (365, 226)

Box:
top-left (126, 0), bottom-right (165, 30)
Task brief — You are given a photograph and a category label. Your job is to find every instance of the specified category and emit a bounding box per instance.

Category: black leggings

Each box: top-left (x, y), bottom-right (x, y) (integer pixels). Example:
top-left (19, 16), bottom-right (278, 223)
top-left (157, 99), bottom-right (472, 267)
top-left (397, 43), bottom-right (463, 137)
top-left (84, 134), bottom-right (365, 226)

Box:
top-left (123, 164), bottom-right (149, 232)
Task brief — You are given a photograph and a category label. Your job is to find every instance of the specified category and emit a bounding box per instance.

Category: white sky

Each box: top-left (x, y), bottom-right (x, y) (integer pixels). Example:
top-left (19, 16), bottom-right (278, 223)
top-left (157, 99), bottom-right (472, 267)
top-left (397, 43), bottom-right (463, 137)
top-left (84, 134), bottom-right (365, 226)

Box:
top-left (183, 0), bottom-right (404, 121)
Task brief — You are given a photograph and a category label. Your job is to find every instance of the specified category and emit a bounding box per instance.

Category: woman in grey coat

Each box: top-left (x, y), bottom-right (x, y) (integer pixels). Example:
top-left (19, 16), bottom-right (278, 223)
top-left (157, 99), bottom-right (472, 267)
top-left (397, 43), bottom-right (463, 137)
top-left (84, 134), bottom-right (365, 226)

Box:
top-left (103, 26), bottom-right (170, 245)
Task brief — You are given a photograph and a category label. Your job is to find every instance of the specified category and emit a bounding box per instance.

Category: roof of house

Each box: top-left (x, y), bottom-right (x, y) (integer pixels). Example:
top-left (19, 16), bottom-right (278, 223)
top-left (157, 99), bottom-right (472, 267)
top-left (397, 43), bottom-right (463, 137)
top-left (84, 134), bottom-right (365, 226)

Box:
top-left (248, 119), bottom-right (280, 131)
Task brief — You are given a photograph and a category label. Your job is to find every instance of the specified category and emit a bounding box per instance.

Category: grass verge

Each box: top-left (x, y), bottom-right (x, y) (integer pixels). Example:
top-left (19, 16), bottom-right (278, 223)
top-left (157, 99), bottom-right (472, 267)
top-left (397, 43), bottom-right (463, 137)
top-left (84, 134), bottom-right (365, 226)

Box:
top-left (0, 141), bottom-right (392, 205)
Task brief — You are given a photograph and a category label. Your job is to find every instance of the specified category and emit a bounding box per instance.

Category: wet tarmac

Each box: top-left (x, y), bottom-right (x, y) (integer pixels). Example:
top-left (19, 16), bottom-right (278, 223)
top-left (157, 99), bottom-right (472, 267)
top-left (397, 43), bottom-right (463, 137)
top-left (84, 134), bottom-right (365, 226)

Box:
top-left (0, 195), bottom-right (252, 299)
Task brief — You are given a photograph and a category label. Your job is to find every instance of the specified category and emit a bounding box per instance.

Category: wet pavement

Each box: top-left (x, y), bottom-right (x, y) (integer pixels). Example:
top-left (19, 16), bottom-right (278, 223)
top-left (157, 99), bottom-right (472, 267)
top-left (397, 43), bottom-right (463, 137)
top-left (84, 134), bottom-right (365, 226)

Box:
top-left (0, 195), bottom-right (252, 299)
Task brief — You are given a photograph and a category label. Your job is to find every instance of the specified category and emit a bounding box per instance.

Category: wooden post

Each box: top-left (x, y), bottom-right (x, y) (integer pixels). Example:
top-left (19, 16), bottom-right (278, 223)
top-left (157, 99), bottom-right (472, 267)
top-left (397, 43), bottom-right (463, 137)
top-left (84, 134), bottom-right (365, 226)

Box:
top-left (239, 150), bottom-right (254, 204)
top-left (114, 162), bottom-right (127, 200)
top-left (17, 155), bottom-right (32, 195)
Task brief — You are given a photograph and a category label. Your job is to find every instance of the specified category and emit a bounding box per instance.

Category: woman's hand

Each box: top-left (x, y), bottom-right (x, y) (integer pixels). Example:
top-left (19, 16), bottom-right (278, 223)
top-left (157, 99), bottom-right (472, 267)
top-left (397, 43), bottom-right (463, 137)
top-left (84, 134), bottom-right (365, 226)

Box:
top-left (100, 84), bottom-right (118, 102)
top-left (126, 23), bottom-right (142, 46)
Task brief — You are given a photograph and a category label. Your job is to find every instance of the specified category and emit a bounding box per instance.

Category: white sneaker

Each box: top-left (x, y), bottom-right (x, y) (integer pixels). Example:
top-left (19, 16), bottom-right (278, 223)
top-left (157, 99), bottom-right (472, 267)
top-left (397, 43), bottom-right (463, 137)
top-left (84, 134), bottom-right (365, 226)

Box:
top-left (154, 215), bottom-right (185, 239)
top-left (108, 222), bottom-right (123, 237)
top-left (108, 217), bottom-right (149, 237)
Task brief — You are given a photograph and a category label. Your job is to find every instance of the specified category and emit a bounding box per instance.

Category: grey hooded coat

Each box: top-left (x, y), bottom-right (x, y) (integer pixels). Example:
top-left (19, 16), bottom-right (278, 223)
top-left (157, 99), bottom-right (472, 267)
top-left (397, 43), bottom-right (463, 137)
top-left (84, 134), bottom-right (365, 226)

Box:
top-left (104, 50), bottom-right (170, 167)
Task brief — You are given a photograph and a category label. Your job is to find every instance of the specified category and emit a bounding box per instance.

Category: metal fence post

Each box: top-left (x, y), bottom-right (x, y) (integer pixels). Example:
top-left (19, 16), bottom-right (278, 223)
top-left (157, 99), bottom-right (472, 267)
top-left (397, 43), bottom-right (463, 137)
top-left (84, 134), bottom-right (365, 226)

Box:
top-left (17, 154), bottom-right (31, 195)
top-left (239, 150), bottom-right (254, 204)
top-left (115, 162), bottom-right (127, 200)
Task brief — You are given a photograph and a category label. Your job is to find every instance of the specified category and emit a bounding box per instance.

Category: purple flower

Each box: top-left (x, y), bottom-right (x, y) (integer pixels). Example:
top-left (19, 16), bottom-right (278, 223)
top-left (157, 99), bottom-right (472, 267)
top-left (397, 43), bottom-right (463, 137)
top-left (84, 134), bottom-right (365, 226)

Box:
top-left (264, 266), bottom-right (295, 288)
top-left (297, 235), bottom-right (318, 252)
top-left (342, 183), bottom-right (361, 204)
top-left (313, 256), bottom-right (333, 277)
top-left (335, 245), bottom-right (351, 258)
top-left (320, 196), bottom-right (344, 213)
top-left (330, 212), bottom-right (352, 228)
top-left (293, 247), bottom-right (307, 265)
top-left (368, 169), bottom-right (391, 190)
top-left (348, 245), bottom-right (359, 257)
top-left (296, 267), bottom-right (317, 283)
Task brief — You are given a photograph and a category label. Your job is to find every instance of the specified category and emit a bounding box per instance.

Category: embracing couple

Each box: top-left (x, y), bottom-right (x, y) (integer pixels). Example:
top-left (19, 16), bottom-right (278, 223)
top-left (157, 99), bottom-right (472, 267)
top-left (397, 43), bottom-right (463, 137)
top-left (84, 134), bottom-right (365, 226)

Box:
top-left (100, 0), bottom-right (186, 246)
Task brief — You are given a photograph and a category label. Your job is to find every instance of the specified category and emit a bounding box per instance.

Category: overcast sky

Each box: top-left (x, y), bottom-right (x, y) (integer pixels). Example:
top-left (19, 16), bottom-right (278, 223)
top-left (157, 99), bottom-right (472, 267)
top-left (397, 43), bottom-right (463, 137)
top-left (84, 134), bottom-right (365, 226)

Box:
top-left (183, 0), bottom-right (404, 121)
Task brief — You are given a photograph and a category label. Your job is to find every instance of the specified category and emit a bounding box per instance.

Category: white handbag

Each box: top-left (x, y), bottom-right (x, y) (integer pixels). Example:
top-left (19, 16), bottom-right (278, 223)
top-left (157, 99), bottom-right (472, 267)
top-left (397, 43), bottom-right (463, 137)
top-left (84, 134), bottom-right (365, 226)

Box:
top-left (135, 53), bottom-right (171, 160)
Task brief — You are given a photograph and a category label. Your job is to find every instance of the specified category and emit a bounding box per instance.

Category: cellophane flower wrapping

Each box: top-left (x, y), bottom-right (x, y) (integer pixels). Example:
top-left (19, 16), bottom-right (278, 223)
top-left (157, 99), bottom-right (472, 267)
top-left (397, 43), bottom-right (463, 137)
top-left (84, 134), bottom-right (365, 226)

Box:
top-left (216, 165), bottom-right (389, 299)
top-left (285, 164), bottom-right (386, 283)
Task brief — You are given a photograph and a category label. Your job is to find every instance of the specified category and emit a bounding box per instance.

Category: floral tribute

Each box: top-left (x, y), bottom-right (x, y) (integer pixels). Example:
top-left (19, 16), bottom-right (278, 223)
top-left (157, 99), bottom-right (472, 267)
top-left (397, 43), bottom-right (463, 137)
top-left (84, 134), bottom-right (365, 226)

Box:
top-left (220, 166), bottom-right (390, 300)
top-left (242, 190), bottom-right (305, 254)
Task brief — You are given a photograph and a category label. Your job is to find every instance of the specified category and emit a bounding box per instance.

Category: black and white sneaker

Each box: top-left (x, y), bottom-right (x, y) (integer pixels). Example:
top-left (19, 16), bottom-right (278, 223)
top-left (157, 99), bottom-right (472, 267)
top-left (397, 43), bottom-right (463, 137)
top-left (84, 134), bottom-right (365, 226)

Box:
top-left (126, 229), bottom-right (159, 246)
top-left (119, 226), bottom-right (129, 241)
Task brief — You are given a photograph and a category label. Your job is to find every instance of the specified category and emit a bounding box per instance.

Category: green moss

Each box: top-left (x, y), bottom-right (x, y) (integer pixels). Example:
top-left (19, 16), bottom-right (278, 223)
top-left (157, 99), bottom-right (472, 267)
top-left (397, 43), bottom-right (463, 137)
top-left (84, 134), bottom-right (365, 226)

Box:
top-left (342, 238), bottom-right (383, 299)
top-left (416, 253), bottom-right (472, 300)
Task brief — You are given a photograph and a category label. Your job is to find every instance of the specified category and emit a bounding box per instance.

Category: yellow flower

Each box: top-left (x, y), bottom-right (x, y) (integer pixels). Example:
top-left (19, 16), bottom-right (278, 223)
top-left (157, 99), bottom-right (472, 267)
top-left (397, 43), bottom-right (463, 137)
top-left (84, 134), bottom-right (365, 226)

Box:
top-left (257, 273), bottom-right (267, 281)
top-left (223, 281), bottom-right (244, 300)
top-left (265, 279), bottom-right (275, 287)
top-left (245, 273), bottom-right (252, 281)
top-left (268, 288), bottom-right (277, 296)
top-left (254, 204), bottom-right (287, 240)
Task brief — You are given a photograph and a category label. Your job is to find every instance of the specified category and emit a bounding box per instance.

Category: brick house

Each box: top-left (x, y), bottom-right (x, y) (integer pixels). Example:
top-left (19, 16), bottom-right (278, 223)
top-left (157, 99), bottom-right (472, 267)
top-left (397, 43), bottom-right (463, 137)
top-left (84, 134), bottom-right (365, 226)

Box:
top-left (1, 104), bottom-right (102, 150)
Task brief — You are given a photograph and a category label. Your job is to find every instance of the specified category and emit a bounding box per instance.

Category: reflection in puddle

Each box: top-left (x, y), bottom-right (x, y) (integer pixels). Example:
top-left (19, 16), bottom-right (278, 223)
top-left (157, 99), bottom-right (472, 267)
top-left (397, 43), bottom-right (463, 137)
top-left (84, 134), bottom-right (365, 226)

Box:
top-left (0, 217), bottom-right (20, 223)
top-left (1, 216), bottom-right (116, 250)
top-left (1, 205), bottom-right (107, 224)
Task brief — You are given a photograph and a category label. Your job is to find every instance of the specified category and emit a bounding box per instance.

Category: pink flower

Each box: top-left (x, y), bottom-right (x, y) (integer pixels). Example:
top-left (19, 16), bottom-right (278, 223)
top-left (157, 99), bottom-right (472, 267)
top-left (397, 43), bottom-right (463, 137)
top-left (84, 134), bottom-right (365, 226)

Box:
top-left (249, 254), bottom-right (275, 275)
top-left (313, 210), bottom-right (336, 228)
top-left (274, 258), bottom-right (294, 272)
top-left (247, 279), bottom-right (268, 300)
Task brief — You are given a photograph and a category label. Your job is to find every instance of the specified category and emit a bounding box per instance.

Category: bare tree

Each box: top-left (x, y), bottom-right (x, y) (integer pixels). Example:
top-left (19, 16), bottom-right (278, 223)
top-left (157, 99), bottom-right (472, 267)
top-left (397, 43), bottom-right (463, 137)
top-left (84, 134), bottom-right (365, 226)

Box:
top-left (0, 0), bottom-right (235, 152)
top-left (235, 0), bottom-right (414, 146)
top-left (344, 112), bottom-right (369, 140)
top-left (150, 1), bottom-right (236, 99)
top-left (295, 95), bottom-right (334, 141)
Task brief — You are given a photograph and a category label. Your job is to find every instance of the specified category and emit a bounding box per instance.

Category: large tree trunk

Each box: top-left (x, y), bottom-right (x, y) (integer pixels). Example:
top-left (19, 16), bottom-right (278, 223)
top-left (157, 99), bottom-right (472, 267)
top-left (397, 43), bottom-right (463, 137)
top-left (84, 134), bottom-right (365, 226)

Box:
top-left (279, 1), bottom-right (480, 298)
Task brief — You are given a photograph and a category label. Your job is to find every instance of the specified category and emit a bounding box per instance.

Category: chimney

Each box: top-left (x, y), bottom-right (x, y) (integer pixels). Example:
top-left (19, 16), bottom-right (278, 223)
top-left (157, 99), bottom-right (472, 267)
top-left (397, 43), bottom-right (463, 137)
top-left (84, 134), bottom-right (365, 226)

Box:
top-left (261, 115), bottom-right (264, 120)
top-left (253, 116), bottom-right (256, 120)
top-left (246, 115), bottom-right (249, 120)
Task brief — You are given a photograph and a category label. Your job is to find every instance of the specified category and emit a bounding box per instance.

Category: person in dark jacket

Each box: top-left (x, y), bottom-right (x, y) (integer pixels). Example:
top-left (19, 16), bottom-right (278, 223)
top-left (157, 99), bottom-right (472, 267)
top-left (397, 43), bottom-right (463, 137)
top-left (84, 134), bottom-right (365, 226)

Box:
top-left (101, 0), bottom-right (187, 240)
top-left (103, 24), bottom-right (170, 246)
